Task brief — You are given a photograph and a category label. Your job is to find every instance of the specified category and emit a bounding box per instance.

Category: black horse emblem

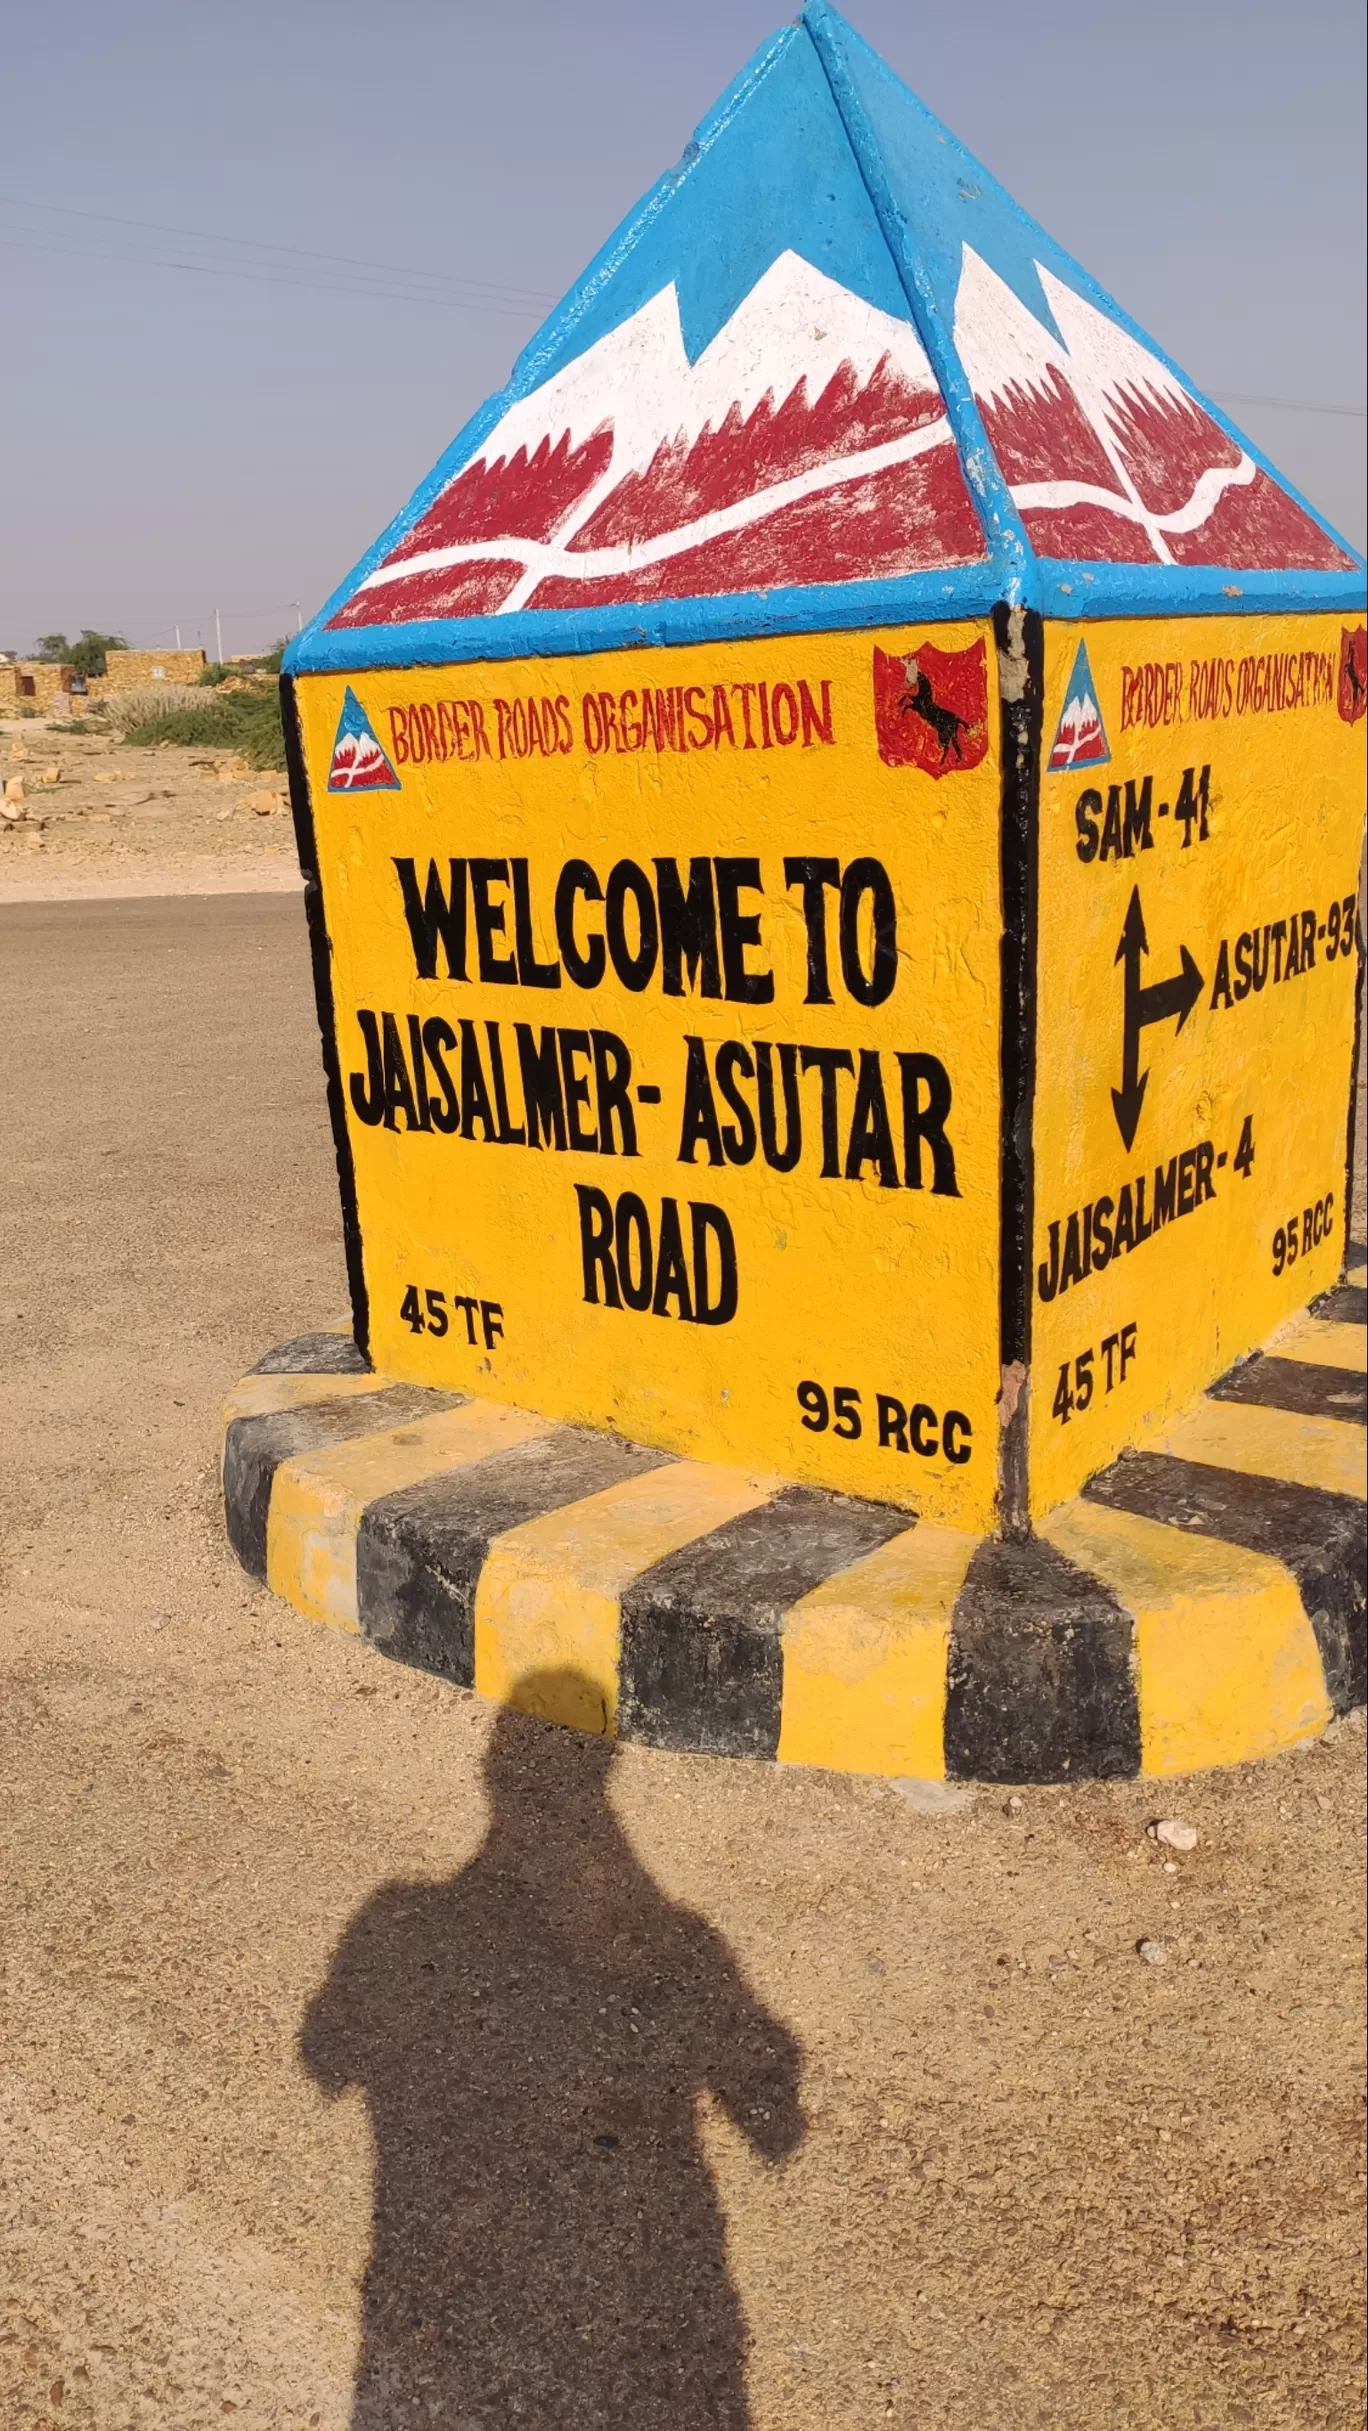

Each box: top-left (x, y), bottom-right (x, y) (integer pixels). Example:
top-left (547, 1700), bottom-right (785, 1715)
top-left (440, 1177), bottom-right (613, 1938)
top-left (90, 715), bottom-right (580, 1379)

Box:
top-left (899, 656), bottom-right (971, 764)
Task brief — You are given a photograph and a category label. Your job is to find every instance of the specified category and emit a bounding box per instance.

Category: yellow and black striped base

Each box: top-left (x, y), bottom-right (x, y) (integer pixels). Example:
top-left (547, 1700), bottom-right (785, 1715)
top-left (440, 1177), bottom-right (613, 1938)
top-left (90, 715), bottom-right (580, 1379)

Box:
top-left (222, 1261), bottom-right (1365, 1782)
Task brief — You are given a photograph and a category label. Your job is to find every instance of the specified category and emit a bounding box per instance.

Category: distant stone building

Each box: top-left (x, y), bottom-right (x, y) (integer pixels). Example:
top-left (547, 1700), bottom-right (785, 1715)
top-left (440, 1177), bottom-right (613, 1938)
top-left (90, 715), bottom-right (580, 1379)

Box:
top-left (85, 646), bottom-right (207, 699)
top-left (0, 657), bottom-right (75, 711)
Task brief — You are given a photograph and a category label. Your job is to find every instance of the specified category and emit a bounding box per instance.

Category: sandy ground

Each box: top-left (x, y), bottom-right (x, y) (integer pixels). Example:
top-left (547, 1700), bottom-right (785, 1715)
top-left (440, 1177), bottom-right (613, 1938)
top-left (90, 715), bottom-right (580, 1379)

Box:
top-left (0, 716), bottom-right (299, 901)
top-left (0, 893), bottom-right (1364, 2431)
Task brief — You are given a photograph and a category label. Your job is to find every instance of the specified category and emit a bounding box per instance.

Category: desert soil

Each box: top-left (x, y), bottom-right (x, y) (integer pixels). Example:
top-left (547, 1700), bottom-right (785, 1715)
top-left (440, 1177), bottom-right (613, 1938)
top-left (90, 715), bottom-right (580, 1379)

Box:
top-left (0, 891), bottom-right (1363, 2431)
top-left (0, 716), bottom-right (298, 900)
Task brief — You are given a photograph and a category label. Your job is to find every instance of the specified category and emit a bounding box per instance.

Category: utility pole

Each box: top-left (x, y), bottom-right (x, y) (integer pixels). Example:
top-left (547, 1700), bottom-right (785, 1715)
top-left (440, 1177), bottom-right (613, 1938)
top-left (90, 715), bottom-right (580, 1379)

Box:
top-left (214, 606), bottom-right (223, 665)
top-left (290, 602), bottom-right (302, 633)
top-left (174, 625), bottom-right (182, 649)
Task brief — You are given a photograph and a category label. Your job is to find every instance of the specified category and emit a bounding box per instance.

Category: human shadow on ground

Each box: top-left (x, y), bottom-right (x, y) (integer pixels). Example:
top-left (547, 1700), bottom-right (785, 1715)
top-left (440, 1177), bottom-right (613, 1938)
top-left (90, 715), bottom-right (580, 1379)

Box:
top-left (300, 1669), bottom-right (805, 2429)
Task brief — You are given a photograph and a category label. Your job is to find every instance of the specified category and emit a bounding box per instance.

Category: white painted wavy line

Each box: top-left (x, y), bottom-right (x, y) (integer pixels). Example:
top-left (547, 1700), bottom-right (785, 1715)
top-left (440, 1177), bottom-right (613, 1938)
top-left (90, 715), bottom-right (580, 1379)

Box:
top-left (1012, 452), bottom-right (1256, 539)
top-left (356, 418), bottom-right (956, 601)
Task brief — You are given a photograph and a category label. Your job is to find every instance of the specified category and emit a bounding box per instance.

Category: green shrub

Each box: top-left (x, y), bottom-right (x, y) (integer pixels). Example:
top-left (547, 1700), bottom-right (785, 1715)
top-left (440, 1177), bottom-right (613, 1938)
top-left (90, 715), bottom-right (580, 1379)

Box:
top-left (120, 684), bottom-right (286, 771)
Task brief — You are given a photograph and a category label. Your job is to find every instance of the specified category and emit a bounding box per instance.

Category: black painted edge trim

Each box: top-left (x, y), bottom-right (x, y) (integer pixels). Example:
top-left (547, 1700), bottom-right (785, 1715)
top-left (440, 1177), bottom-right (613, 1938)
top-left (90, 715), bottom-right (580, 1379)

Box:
top-left (1342, 855), bottom-right (1365, 1283)
top-left (994, 601), bottom-right (1044, 1537)
top-left (280, 671), bottom-right (371, 1362)
top-left (1206, 1352), bottom-right (1368, 1425)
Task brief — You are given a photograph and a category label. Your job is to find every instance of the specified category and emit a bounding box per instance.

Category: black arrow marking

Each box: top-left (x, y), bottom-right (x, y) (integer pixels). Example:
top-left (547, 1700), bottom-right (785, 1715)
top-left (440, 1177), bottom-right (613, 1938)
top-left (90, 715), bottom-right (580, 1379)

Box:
top-left (1111, 885), bottom-right (1204, 1149)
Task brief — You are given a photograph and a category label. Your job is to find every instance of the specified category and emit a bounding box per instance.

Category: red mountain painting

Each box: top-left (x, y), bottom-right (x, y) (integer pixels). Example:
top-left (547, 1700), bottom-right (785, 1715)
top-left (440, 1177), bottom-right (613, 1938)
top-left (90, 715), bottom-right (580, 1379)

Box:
top-left (954, 249), bottom-right (1356, 573)
top-left (327, 254), bottom-right (986, 630)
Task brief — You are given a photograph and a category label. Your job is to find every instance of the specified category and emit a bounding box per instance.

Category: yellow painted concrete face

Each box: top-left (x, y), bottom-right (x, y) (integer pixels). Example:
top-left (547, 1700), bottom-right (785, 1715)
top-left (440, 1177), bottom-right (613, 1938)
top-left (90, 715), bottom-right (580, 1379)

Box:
top-left (296, 625), bottom-right (1003, 1525)
top-left (1032, 613), bottom-right (1363, 1515)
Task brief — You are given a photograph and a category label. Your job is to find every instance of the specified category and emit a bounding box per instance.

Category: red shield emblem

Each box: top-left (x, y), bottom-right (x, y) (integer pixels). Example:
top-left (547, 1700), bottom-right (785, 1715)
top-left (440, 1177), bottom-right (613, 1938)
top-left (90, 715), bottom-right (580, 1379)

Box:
top-left (873, 639), bottom-right (989, 776)
top-left (1338, 626), bottom-right (1366, 725)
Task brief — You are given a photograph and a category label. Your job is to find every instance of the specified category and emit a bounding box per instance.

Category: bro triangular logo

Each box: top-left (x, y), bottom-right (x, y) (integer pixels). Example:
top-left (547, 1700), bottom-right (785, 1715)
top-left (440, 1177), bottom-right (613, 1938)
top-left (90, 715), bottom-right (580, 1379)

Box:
top-left (327, 686), bottom-right (400, 791)
top-left (1048, 641), bottom-right (1110, 771)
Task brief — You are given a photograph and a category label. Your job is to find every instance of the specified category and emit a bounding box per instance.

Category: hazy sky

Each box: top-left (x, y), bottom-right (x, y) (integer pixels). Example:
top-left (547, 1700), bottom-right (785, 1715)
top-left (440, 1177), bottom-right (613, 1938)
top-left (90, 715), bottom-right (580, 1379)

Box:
top-left (3, 0), bottom-right (1363, 659)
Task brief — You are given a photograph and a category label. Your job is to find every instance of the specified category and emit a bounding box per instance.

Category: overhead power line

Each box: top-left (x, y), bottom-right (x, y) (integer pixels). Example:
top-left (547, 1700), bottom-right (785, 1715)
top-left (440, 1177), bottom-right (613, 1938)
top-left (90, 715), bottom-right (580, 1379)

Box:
top-left (4, 196), bottom-right (1363, 418)
top-left (0, 194), bottom-right (557, 319)
top-left (1209, 388), bottom-right (1365, 422)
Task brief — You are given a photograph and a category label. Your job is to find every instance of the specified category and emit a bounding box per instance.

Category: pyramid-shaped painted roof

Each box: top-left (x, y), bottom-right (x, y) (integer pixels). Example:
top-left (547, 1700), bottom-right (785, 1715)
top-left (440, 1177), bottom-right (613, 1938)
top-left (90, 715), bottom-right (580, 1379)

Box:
top-left (290, 1), bottom-right (1364, 677)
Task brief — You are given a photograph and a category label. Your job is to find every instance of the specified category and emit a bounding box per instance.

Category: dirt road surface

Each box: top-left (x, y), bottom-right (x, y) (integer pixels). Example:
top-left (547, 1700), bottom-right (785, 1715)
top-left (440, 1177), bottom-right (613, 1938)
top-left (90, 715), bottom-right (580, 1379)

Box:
top-left (1, 893), bottom-right (1364, 2430)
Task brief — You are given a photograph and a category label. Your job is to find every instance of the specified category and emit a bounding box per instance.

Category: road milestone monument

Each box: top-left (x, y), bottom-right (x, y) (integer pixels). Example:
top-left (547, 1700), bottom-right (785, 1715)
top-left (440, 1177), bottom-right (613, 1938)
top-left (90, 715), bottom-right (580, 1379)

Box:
top-left (225, 3), bottom-right (1367, 1783)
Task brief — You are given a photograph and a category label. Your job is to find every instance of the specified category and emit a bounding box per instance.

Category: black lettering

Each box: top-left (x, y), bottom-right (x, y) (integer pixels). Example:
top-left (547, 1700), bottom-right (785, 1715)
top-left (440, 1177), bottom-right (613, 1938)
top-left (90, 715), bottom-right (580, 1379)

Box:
top-left (877, 1395), bottom-right (908, 1451)
top-left (1099, 785), bottom-right (1124, 861)
top-left (394, 857), bottom-right (468, 981)
top-left (1074, 788), bottom-right (1101, 863)
top-left (514, 1023), bottom-right (566, 1151)
top-left (1301, 908), bottom-right (1316, 969)
top-left (349, 1009), bottom-right (385, 1126)
top-left (614, 1193), bottom-right (654, 1311)
top-left (1123, 775), bottom-right (1154, 857)
top-left (1113, 1185), bottom-right (1135, 1257)
top-left (895, 1054), bottom-right (958, 1195)
top-left (1194, 1140), bottom-right (1215, 1204)
top-left (382, 1010), bottom-right (420, 1132)
top-left (1209, 939), bottom-right (1233, 1009)
top-left (485, 1021), bottom-right (525, 1144)
top-left (654, 858), bottom-right (721, 998)
top-left (800, 1047), bottom-right (855, 1178)
top-left (510, 858), bottom-right (560, 989)
top-left (1233, 932), bottom-right (1253, 999)
top-left (652, 1199), bottom-right (694, 1320)
top-left (678, 1036), bottom-right (725, 1166)
top-left (756, 1042), bottom-right (802, 1173)
top-left (715, 858), bottom-right (774, 1004)
top-left (421, 1017), bottom-right (460, 1133)
top-left (839, 858), bottom-right (897, 1007)
top-left (575, 1184), bottom-right (620, 1307)
top-left (1091, 1195), bottom-right (1114, 1268)
top-left (406, 1014), bottom-right (433, 1131)
top-left (469, 858), bottom-right (518, 984)
top-left (943, 1411), bottom-right (972, 1465)
top-left (714, 1042), bottom-right (757, 1166)
top-left (844, 1050), bottom-right (899, 1187)
top-left (559, 1031), bottom-right (597, 1153)
top-left (458, 1019), bottom-right (498, 1141)
top-left (783, 856), bottom-right (840, 1003)
top-left (555, 861), bottom-right (606, 989)
top-left (1060, 1211), bottom-right (1083, 1292)
top-left (1177, 1148), bottom-right (1196, 1216)
top-left (605, 860), bottom-right (659, 992)
top-left (592, 1030), bottom-right (638, 1157)
top-left (1037, 1218), bottom-right (1060, 1302)
top-left (909, 1403), bottom-right (939, 1457)
top-left (691, 1203), bottom-right (738, 1325)
top-left (1249, 926), bottom-right (1270, 992)
top-left (1133, 1173), bottom-right (1152, 1243)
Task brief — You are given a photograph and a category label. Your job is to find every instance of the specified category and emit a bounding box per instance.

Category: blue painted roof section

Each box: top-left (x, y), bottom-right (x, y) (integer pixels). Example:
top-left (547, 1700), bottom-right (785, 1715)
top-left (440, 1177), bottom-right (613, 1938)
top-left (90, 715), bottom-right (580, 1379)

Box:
top-left (288, 5), bottom-right (1364, 677)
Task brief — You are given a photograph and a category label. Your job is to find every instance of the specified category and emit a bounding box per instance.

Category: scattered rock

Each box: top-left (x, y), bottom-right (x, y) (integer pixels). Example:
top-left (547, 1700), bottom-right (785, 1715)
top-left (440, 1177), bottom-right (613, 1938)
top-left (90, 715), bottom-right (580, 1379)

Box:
top-left (1149, 1818), bottom-right (1198, 1852)
top-left (3, 776), bottom-right (25, 808)
top-left (1004, 1793), bottom-right (1023, 1815)
top-left (244, 787), bottom-right (286, 817)
top-left (41, 763), bottom-right (61, 784)
top-left (889, 1777), bottom-right (975, 1816)
top-left (1137, 1938), bottom-right (1168, 1966)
